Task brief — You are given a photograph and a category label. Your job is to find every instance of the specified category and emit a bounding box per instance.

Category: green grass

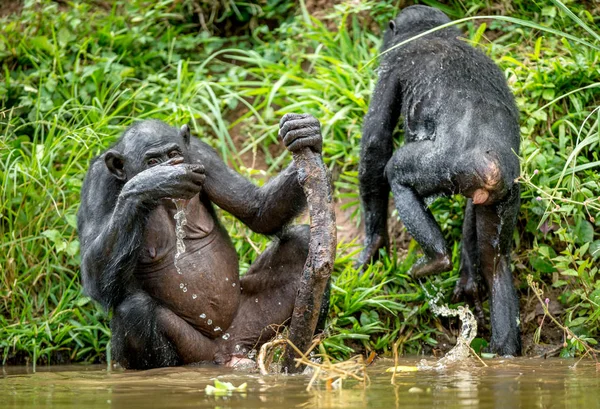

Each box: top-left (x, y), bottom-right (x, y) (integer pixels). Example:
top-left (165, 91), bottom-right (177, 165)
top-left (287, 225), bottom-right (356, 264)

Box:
top-left (1, 0), bottom-right (599, 365)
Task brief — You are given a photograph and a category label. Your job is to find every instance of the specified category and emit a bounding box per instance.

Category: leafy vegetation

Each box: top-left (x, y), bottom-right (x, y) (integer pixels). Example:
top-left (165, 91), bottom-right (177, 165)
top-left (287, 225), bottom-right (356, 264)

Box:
top-left (1, 0), bottom-right (598, 365)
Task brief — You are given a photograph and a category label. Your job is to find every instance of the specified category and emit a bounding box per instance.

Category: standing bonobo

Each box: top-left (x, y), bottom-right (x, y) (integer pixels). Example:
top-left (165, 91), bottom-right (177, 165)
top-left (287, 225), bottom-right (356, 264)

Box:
top-left (78, 114), bottom-right (327, 369)
top-left (358, 6), bottom-right (521, 355)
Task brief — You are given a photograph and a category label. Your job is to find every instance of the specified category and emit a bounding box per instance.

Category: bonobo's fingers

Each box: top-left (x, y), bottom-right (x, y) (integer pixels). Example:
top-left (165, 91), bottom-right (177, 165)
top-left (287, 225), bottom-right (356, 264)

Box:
top-left (185, 163), bottom-right (205, 186)
top-left (123, 163), bottom-right (205, 203)
top-left (278, 113), bottom-right (322, 153)
top-left (163, 157), bottom-right (185, 166)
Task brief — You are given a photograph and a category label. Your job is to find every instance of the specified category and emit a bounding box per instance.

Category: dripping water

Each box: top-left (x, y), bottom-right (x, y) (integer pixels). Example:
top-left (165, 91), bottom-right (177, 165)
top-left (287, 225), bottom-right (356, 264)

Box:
top-left (173, 199), bottom-right (190, 296)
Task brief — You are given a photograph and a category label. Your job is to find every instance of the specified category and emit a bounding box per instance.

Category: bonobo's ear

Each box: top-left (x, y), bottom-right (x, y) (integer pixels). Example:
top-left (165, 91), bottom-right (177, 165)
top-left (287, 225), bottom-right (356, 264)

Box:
top-left (179, 124), bottom-right (190, 146)
top-left (389, 20), bottom-right (397, 34)
top-left (105, 150), bottom-right (127, 181)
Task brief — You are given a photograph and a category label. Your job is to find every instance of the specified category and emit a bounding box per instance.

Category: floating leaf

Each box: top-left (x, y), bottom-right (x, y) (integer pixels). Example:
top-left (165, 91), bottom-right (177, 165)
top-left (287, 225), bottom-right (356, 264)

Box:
top-left (205, 380), bottom-right (247, 396)
top-left (386, 365), bottom-right (419, 373)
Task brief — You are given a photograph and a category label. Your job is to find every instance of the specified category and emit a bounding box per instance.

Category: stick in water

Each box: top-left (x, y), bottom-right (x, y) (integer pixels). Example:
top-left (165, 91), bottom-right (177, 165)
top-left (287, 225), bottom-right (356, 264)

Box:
top-left (281, 147), bottom-right (336, 373)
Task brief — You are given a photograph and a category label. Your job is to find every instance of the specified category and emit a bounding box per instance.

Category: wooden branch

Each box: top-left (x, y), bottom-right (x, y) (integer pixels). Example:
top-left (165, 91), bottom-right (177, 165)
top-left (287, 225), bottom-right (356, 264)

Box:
top-left (281, 148), bottom-right (336, 373)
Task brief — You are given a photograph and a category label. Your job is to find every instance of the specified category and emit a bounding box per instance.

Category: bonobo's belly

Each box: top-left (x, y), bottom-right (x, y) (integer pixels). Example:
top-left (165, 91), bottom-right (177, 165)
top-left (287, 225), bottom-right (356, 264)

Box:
top-left (135, 196), bottom-right (240, 338)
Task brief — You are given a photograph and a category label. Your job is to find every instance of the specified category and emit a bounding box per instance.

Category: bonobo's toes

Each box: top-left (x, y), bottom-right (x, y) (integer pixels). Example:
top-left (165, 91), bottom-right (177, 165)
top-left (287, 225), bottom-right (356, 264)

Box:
top-left (224, 356), bottom-right (256, 369)
top-left (409, 254), bottom-right (452, 278)
top-left (355, 235), bottom-right (388, 270)
top-left (451, 283), bottom-right (465, 304)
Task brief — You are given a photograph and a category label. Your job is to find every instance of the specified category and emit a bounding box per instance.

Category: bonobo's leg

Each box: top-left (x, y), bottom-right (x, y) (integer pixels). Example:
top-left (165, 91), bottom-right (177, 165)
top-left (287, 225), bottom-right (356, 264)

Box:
top-left (111, 291), bottom-right (217, 369)
top-left (452, 199), bottom-right (486, 327)
top-left (214, 225), bottom-right (329, 364)
top-left (385, 140), bottom-right (455, 277)
top-left (475, 184), bottom-right (521, 356)
top-left (357, 72), bottom-right (402, 266)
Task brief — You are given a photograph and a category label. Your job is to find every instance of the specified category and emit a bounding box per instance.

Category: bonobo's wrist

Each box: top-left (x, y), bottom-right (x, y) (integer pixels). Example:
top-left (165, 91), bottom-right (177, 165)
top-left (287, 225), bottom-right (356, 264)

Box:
top-left (118, 182), bottom-right (153, 211)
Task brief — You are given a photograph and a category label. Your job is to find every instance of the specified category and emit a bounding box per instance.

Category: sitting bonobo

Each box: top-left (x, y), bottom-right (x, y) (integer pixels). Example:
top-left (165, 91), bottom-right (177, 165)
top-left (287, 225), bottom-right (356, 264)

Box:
top-left (77, 114), bottom-right (327, 369)
top-left (358, 6), bottom-right (521, 355)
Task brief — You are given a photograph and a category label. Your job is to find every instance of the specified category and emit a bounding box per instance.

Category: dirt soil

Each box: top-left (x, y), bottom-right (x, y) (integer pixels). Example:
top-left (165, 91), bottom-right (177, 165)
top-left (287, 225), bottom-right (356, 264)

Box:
top-left (0, 0), bottom-right (23, 18)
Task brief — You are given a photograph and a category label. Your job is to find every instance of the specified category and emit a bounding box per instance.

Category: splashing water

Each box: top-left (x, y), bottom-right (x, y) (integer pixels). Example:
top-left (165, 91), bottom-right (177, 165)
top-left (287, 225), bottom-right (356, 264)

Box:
top-left (419, 282), bottom-right (478, 370)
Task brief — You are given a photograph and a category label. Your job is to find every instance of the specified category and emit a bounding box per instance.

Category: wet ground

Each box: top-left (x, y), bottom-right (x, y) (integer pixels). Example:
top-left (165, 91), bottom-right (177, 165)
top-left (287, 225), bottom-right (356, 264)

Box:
top-left (2, 358), bottom-right (599, 409)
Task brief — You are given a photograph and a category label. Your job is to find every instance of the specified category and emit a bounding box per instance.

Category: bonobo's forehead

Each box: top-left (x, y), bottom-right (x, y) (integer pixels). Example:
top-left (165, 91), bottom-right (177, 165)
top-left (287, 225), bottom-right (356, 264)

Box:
top-left (120, 119), bottom-right (180, 157)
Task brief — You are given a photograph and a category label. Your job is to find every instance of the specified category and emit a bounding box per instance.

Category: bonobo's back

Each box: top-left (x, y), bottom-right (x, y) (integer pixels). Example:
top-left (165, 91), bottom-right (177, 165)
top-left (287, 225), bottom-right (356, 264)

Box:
top-left (381, 5), bottom-right (519, 150)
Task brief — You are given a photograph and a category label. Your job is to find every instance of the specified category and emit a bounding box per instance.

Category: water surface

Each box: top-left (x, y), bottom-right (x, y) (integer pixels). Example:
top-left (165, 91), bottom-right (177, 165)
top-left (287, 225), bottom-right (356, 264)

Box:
top-left (2, 358), bottom-right (599, 409)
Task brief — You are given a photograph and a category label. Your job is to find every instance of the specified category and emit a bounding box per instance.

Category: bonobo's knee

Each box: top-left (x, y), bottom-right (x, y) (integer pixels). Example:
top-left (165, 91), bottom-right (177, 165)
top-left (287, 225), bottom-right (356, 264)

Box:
top-left (111, 292), bottom-right (179, 370)
top-left (278, 224), bottom-right (310, 259)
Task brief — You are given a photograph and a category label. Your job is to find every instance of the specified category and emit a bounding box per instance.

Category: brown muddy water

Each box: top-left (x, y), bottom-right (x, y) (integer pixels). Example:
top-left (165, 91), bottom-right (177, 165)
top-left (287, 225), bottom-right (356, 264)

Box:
top-left (2, 358), bottom-right (599, 409)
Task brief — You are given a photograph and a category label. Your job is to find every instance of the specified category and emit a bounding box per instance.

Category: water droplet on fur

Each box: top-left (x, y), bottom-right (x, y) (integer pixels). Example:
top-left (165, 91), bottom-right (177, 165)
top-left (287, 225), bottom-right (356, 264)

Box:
top-left (179, 283), bottom-right (184, 289)
top-left (232, 283), bottom-right (236, 287)
top-left (222, 333), bottom-right (230, 340)
top-left (200, 313), bottom-right (206, 319)
top-left (182, 287), bottom-right (187, 293)
top-left (192, 294), bottom-right (197, 299)
top-left (207, 319), bottom-right (212, 325)
top-left (255, 298), bottom-right (258, 303)
top-left (225, 277), bottom-right (229, 281)
top-left (214, 326), bottom-right (222, 332)
top-left (235, 344), bottom-right (240, 351)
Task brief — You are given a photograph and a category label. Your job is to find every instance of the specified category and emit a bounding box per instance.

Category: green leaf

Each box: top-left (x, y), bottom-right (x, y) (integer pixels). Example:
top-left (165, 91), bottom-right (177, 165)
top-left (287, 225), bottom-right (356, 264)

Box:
top-left (470, 338), bottom-right (488, 354)
top-left (590, 240), bottom-right (600, 259)
top-left (568, 317), bottom-right (588, 328)
top-left (30, 36), bottom-right (55, 54)
top-left (531, 256), bottom-right (556, 273)
top-left (560, 269), bottom-right (579, 277)
top-left (41, 229), bottom-right (62, 243)
top-left (573, 220), bottom-right (594, 245)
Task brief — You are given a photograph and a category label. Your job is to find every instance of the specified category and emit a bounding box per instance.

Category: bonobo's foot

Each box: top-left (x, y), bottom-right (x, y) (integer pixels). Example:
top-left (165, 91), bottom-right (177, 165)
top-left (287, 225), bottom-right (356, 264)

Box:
top-left (355, 234), bottom-right (388, 270)
top-left (452, 273), bottom-right (486, 329)
top-left (224, 356), bottom-right (256, 369)
top-left (409, 253), bottom-right (452, 278)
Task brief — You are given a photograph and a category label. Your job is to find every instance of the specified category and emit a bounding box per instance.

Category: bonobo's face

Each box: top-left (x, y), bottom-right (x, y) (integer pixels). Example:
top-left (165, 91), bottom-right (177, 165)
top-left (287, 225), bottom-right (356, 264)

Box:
top-left (104, 119), bottom-right (191, 181)
top-left (382, 5), bottom-right (455, 51)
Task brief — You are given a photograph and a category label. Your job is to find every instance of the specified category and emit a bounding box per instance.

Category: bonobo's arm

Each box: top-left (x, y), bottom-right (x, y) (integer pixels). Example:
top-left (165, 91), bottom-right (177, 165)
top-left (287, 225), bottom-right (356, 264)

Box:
top-left (77, 159), bottom-right (204, 309)
top-left (358, 69), bottom-right (402, 265)
top-left (191, 114), bottom-right (322, 235)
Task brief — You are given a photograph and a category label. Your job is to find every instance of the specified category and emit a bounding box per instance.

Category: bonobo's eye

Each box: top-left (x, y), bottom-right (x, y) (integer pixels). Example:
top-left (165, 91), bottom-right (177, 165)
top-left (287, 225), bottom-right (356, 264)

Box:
top-left (168, 150), bottom-right (181, 159)
top-left (147, 158), bottom-right (160, 167)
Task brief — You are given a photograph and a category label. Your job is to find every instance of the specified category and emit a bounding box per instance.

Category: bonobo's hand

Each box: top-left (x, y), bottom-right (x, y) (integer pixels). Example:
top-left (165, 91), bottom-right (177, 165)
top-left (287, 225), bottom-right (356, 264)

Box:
top-left (279, 113), bottom-right (323, 154)
top-left (121, 159), bottom-right (205, 204)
